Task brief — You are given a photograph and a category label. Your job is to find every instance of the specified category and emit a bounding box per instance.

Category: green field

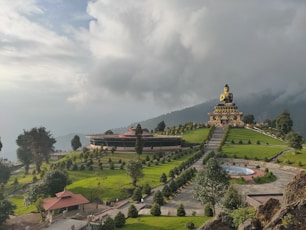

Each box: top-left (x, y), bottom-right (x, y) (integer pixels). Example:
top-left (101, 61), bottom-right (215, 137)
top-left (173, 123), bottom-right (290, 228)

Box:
top-left (67, 151), bottom-right (196, 201)
top-left (124, 216), bottom-right (210, 230)
top-left (225, 128), bottom-right (285, 145)
top-left (221, 145), bottom-right (287, 161)
top-left (221, 128), bottom-right (288, 160)
top-left (182, 128), bottom-right (210, 144)
top-left (277, 149), bottom-right (306, 169)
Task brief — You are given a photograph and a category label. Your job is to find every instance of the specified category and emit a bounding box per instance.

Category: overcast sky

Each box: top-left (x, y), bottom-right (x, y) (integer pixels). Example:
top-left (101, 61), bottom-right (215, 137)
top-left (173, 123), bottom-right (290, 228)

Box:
top-left (1, 0), bottom-right (306, 160)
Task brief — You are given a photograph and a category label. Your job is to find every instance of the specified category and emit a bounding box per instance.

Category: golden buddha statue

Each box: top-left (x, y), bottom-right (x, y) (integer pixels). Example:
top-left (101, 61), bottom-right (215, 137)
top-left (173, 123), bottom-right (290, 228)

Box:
top-left (219, 84), bottom-right (233, 103)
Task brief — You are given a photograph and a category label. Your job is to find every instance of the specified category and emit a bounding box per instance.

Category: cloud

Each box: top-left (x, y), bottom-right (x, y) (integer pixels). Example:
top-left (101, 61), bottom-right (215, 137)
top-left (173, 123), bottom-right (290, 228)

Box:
top-left (69, 0), bottom-right (306, 108)
top-left (1, 0), bottom-right (306, 162)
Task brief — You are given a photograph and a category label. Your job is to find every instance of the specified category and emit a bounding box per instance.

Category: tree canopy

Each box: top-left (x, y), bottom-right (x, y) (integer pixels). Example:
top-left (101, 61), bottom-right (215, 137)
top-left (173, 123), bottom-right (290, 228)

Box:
top-left (0, 195), bottom-right (16, 226)
top-left (71, 135), bottom-right (82, 151)
top-left (242, 114), bottom-right (255, 124)
top-left (135, 124), bottom-right (143, 156)
top-left (155, 121), bottom-right (166, 132)
top-left (276, 110), bottom-right (293, 135)
top-left (0, 161), bottom-right (10, 184)
top-left (0, 139), bottom-right (2, 152)
top-left (16, 127), bottom-right (56, 173)
top-left (286, 131), bottom-right (303, 152)
top-left (193, 157), bottom-right (230, 215)
top-left (126, 160), bottom-right (144, 186)
top-left (24, 169), bottom-right (69, 205)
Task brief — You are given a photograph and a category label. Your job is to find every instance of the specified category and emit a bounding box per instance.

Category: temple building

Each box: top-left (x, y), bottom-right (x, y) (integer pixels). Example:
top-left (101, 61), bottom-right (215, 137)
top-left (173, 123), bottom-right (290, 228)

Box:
top-left (86, 127), bottom-right (182, 151)
top-left (208, 84), bottom-right (244, 127)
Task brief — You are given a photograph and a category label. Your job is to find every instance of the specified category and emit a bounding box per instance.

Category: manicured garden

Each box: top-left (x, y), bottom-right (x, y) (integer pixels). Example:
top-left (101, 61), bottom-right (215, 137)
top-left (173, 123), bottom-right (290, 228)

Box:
top-left (221, 145), bottom-right (287, 161)
top-left (182, 128), bottom-right (210, 144)
top-left (225, 128), bottom-right (285, 145)
top-left (221, 128), bottom-right (288, 161)
top-left (277, 149), bottom-right (306, 169)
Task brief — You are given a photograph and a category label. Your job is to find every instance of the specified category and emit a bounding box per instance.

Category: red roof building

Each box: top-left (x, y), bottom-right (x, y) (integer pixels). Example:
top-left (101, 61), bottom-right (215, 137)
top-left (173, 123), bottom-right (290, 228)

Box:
top-left (42, 190), bottom-right (89, 211)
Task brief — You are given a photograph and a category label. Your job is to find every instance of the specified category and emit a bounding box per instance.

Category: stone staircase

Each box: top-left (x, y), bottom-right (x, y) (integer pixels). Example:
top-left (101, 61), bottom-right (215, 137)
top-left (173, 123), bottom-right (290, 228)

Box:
top-left (205, 127), bottom-right (226, 151)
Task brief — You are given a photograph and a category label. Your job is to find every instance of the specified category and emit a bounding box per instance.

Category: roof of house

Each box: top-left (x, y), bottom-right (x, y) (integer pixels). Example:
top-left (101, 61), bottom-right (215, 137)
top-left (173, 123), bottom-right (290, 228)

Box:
top-left (42, 190), bottom-right (89, 211)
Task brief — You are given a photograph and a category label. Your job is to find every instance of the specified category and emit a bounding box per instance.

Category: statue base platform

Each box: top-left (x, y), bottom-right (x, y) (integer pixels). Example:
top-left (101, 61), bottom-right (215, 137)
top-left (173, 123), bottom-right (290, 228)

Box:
top-left (208, 103), bottom-right (244, 127)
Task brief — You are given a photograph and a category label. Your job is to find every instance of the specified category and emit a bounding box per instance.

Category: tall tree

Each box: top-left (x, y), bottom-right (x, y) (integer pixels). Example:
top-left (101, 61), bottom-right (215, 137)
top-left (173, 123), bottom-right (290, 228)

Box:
top-left (0, 162), bottom-right (10, 184)
top-left (126, 160), bottom-right (144, 187)
top-left (0, 138), bottom-right (2, 152)
top-left (193, 157), bottom-right (230, 215)
top-left (135, 124), bottom-right (143, 157)
top-left (16, 127), bottom-right (56, 173)
top-left (155, 121), bottom-right (166, 132)
top-left (286, 131), bottom-right (303, 152)
top-left (276, 110), bottom-right (293, 135)
top-left (71, 135), bottom-right (82, 151)
top-left (16, 133), bottom-right (33, 174)
top-left (135, 124), bottom-right (143, 136)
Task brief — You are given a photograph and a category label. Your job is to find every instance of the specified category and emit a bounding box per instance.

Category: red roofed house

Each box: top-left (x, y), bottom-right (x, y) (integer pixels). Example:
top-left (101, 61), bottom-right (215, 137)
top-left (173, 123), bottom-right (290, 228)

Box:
top-left (42, 189), bottom-right (89, 223)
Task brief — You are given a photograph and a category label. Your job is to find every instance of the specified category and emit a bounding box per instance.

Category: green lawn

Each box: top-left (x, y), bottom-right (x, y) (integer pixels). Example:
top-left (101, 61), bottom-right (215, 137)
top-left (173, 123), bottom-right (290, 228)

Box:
top-left (182, 128), bottom-right (210, 144)
top-left (8, 194), bottom-right (36, 216)
top-left (277, 149), bottom-right (306, 169)
top-left (221, 145), bottom-right (287, 161)
top-left (67, 151), bottom-right (196, 201)
top-left (124, 216), bottom-right (210, 230)
top-left (225, 128), bottom-right (285, 146)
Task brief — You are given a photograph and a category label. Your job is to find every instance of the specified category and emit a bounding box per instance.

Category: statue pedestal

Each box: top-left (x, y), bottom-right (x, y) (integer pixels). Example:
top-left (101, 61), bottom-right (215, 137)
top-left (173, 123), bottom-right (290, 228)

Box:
top-left (208, 103), bottom-right (244, 127)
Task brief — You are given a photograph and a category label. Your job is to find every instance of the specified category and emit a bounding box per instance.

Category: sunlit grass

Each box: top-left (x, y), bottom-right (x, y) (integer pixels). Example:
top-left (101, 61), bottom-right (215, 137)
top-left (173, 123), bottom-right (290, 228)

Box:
top-left (277, 149), bottom-right (306, 169)
top-left (67, 151), bottom-right (196, 201)
top-left (182, 128), bottom-right (210, 144)
top-left (222, 145), bottom-right (287, 161)
top-left (124, 216), bottom-right (210, 230)
top-left (8, 194), bottom-right (36, 216)
top-left (226, 128), bottom-right (285, 146)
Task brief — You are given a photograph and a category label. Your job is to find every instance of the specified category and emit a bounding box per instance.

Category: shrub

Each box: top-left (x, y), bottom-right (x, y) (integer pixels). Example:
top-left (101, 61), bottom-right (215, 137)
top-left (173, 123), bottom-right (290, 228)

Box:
top-left (101, 216), bottom-right (115, 230)
top-left (239, 140), bottom-right (243, 144)
top-left (114, 211), bottom-right (125, 228)
top-left (204, 203), bottom-right (213, 217)
top-left (169, 169), bottom-right (175, 179)
top-left (177, 203), bottom-right (186, 216)
top-left (132, 187), bottom-right (142, 202)
top-left (160, 173), bottom-right (167, 183)
top-left (256, 140), bottom-right (261, 145)
top-left (80, 164), bottom-right (85, 171)
top-left (109, 162), bottom-right (115, 170)
top-left (248, 140), bottom-right (251, 144)
top-left (186, 222), bottom-right (195, 230)
top-left (231, 140), bottom-right (235, 144)
top-left (162, 185), bottom-right (172, 198)
top-left (128, 204), bottom-right (138, 218)
top-left (142, 183), bottom-right (151, 195)
top-left (153, 190), bottom-right (164, 205)
top-left (231, 206), bottom-right (256, 227)
top-left (150, 203), bottom-right (161, 216)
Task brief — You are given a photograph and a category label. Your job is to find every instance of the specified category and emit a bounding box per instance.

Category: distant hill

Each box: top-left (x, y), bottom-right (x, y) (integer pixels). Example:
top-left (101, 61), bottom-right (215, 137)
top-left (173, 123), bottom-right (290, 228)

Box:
top-left (127, 92), bottom-right (306, 138)
top-left (55, 92), bottom-right (306, 151)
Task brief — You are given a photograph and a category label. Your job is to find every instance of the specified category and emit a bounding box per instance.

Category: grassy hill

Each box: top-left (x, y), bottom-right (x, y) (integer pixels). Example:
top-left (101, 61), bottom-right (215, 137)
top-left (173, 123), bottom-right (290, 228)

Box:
top-left (221, 128), bottom-right (288, 161)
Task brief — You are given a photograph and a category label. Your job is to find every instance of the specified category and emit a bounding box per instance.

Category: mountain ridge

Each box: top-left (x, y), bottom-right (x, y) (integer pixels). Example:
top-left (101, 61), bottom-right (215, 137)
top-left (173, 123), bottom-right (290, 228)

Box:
top-left (55, 92), bottom-right (306, 151)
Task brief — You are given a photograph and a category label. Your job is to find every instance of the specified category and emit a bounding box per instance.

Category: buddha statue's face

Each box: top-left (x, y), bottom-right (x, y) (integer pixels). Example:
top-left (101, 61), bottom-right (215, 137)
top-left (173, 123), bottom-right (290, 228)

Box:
top-left (224, 85), bottom-right (229, 93)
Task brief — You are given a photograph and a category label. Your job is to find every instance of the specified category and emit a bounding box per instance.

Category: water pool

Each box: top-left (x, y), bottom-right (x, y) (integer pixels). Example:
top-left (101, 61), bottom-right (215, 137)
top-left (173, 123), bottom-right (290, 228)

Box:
top-left (222, 165), bottom-right (254, 176)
